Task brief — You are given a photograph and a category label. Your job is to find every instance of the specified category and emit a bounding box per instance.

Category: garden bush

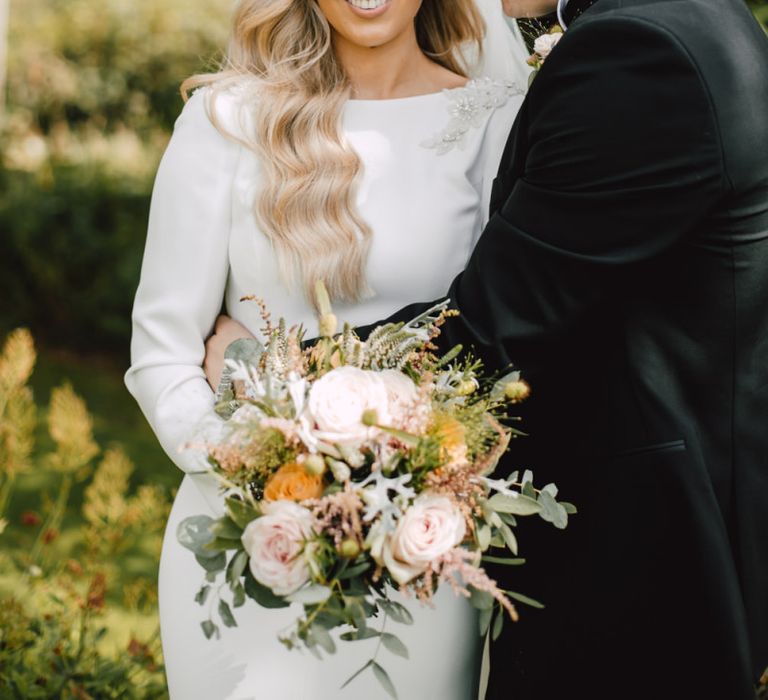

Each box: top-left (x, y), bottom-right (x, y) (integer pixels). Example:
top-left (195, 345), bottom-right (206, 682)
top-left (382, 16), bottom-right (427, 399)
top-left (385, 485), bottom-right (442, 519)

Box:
top-left (0, 0), bottom-right (231, 354)
top-left (0, 328), bottom-right (171, 697)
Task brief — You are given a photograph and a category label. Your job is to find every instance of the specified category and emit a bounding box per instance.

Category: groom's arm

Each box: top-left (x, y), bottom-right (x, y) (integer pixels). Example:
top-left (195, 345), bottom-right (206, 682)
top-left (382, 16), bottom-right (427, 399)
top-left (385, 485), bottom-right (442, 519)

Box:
top-left (361, 16), bottom-right (724, 372)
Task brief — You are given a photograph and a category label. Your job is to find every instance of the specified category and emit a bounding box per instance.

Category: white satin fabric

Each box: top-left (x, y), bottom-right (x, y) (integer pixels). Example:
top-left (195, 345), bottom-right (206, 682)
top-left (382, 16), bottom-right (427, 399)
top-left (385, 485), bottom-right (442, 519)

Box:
top-left (126, 9), bottom-right (528, 700)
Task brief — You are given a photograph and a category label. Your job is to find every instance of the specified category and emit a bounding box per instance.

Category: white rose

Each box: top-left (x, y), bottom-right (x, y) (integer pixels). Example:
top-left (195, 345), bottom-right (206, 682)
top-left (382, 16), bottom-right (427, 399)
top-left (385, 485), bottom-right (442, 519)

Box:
top-left (308, 367), bottom-right (391, 445)
top-left (375, 495), bottom-right (467, 585)
top-left (241, 501), bottom-right (316, 596)
top-left (533, 32), bottom-right (562, 60)
top-left (378, 369), bottom-right (419, 416)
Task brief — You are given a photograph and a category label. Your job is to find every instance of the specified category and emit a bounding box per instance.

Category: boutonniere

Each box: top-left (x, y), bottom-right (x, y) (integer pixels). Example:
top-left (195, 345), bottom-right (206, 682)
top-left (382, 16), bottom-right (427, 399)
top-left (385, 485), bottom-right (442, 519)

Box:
top-left (526, 25), bottom-right (564, 85)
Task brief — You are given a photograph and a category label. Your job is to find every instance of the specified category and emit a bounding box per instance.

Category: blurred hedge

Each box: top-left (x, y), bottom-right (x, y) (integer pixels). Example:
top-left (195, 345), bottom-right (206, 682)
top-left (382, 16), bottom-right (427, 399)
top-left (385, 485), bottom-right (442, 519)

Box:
top-left (0, 0), bottom-right (231, 355)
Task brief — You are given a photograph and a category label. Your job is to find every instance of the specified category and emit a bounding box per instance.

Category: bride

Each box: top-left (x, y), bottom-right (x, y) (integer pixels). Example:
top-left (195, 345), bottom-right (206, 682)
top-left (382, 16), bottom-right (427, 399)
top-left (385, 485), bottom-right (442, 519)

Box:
top-left (125, 1), bottom-right (529, 698)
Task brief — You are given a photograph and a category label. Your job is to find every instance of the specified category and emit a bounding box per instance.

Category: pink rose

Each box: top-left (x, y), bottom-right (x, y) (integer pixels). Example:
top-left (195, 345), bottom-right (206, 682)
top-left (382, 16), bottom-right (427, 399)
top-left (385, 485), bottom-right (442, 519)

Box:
top-left (374, 495), bottom-right (467, 585)
top-left (241, 501), bottom-right (316, 596)
top-left (533, 32), bottom-right (563, 60)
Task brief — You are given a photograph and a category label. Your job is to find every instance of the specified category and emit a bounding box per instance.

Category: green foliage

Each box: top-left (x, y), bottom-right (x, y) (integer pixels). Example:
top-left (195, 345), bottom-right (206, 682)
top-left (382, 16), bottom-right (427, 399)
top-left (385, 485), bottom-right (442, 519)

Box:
top-left (0, 0), bottom-right (231, 353)
top-left (749, 0), bottom-right (768, 29)
top-left (0, 595), bottom-right (166, 699)
top-left (0, 329), bottom-right (171, 697)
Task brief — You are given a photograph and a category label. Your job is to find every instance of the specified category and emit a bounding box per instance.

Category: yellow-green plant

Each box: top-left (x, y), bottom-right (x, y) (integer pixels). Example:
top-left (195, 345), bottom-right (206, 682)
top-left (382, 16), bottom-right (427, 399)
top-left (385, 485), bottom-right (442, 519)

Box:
top-left (28, 382), bottom-right (100, 564)
top-left (0, 328), bottom-right (170, 696)
top-left (0, 328), bottom-right (37, 528)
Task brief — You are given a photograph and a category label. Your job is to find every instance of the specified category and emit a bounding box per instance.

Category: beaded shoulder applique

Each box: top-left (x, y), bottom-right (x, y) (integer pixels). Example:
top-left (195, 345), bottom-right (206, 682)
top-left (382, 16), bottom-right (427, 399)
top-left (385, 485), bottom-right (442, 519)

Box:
top-left (421, 78), bottom-right (525, 155)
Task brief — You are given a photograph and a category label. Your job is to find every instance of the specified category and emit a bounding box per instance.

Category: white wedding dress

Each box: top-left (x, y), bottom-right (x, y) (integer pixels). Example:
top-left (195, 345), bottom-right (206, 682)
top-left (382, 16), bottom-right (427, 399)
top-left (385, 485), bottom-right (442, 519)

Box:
top-left (125, 9), bottom-right (529, 700)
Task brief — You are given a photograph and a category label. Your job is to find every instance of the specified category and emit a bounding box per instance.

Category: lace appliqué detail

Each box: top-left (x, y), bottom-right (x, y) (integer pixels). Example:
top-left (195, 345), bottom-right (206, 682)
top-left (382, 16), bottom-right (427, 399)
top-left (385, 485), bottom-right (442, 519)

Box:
top-left (421, 78), bottom-right (524, 155)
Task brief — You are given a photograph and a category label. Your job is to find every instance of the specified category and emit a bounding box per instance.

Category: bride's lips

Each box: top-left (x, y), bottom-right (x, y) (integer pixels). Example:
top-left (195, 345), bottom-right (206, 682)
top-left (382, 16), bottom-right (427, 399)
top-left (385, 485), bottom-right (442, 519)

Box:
top-left (344, 0), bottom-right (392, 20)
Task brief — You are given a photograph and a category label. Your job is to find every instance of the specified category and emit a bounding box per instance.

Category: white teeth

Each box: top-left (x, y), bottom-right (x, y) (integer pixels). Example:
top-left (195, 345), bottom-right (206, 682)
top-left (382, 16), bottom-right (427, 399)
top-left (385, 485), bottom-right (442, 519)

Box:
top-left (347, 0), bottom-right (388, 10)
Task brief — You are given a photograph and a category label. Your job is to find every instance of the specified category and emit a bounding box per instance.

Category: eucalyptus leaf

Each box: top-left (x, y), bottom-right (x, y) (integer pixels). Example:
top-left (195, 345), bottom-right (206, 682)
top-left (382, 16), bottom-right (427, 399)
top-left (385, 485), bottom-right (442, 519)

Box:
top-left (498, 522), bottom-right (519, 556)
top-left (489, 533), bottom-right (505, 548)
top-left (340, 660), bottom-right (374, 689)
top-left (212, 516), bottom-right (244, 540)
top-left (286, 584), bottom-right (332, 605)
top-left (492, 609), bottom-right (504, 641)
top-left (225, 496), bottom-right (260, 529)
top-left (347, 600), bottom-right (367, 631)
top-left (177, 515), bottom-right (217, 557)
top-left (482, 556), bottom-right (526, 566)
top-left (522, 469), bottom-right (534, 485)
top-left (381, 633), bottom-right (409, 659)
top-left (477, 523), bottom-right (491, 551)
top-left (311, 624), bottom-right (337, 654)
top-left (203, 536), bottom-right (244, 553)
top-left (541, 483), bottom-right (559, 498)
top-left (372, 662), bottom-right (398, 700)
top-left (505, 590), bottom-right (545, 609)
top-left (232, 583), bottom-right (246, 608)
top-left (488, 493), bottom-right (541, 516)
top-left (226, 549), bottom-right (249, 587)
top-left (340, 628), bottom-right (380, 641)
top-left (377, 599), bottom-right (414, 625)
top-left (561, 502), bottom-right (578, 515)
top-left (194, 585), bottom-right (211, 606)
top-left (538, 490), bottom-right (568, 530)
top-left (522, 481), bottom-right (536, 499)
top-left (498, 512), bottom-right (518, 527)
top-left (469, 586), bottom-right (494, 611)
top-left (338, 561), bottom-right (371, 580)
top-left (244, 570), bottom-right (290, 609)
top-left (201, 620), bottom-right (219, 640)
top-left (218, 600), bottom-right (237, 628)
top-left (196, 551), bottom-right (227, 573)
top-left (478, 605), bottom-right (493, 635)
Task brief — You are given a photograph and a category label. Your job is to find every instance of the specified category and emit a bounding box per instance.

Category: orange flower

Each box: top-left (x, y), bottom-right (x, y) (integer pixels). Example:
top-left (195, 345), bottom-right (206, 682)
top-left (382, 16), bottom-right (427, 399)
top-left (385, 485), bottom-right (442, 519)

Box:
top-left (263, 463), bottom-right (324, 503)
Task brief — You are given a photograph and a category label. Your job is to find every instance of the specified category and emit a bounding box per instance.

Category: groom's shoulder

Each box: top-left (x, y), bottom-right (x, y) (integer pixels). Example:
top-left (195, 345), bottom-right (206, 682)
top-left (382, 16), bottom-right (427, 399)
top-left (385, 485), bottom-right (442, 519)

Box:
top-left (574, 0), bottom-right (766, 64)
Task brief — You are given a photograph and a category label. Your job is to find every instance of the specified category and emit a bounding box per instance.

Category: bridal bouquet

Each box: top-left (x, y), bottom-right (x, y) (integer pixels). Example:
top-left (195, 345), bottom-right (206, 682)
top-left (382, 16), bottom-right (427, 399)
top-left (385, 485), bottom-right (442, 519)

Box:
top-left (178, 284), bottom-right (574, 696)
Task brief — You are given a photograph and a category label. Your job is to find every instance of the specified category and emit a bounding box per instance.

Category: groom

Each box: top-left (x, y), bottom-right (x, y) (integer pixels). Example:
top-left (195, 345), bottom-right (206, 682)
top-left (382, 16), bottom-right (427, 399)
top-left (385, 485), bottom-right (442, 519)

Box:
top-left (367, 0), bottom-right (768, 697)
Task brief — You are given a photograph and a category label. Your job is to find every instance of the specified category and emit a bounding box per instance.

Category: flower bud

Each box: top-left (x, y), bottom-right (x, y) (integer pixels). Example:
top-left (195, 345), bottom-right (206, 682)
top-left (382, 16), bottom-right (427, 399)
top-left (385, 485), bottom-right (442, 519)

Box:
top-left (504, 380), bottom-right (531, 403)
top-left (303, 454), bottom-right (326, 476)
top-left (456, 379), bottom-right (478, 396)
top-left (361, 409), bottom-right (379, 427)
top-left (319, 313), bottom-right (338, 338)
top-left (338, 538), bottom-right (361, 559)
top-left (329, 459), bottom-right (351, 483)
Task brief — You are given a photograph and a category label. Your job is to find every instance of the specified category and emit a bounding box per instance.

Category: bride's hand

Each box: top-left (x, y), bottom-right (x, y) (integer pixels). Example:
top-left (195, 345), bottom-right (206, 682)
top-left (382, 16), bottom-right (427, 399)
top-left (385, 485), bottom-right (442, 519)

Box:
top-left (204, 315), bottom-right (255, 390)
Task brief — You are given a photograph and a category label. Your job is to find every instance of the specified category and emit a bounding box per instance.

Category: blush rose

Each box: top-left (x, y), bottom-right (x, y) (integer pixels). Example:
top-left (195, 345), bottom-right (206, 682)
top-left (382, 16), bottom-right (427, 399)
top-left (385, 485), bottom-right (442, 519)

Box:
top-left (241, 501), bottom-right (316, 596)
top-left (374, 495), bottom-right (467, 585)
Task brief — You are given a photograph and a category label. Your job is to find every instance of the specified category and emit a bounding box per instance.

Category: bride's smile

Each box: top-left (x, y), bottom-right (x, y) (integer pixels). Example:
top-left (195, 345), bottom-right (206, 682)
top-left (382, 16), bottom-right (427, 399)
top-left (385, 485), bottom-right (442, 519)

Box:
top-left (344, 0), bottom-right (392, 18)
top-left (318, 0), bottom-right (422, 50)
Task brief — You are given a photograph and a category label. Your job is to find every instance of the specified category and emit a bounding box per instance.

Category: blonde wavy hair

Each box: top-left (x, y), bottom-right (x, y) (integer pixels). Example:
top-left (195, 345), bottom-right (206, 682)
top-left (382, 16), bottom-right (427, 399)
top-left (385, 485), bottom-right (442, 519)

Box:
top-left (183, 0), bottom-right (484, 305)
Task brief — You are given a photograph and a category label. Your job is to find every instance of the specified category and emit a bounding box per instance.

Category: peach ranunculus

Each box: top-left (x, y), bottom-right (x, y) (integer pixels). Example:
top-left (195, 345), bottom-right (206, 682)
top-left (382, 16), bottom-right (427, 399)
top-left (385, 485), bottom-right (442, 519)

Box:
top-left (371, 495), bottom-right (467, 585)
top-left (263, 463), bottom-right (324, 502)
top-left (241, 501), bottom-right (316, 595)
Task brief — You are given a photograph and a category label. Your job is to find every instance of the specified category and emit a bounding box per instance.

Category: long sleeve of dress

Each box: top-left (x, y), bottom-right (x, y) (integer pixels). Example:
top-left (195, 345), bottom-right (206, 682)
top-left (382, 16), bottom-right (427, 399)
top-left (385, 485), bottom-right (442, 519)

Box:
top-left (125, 89), bottom-right (241, 475)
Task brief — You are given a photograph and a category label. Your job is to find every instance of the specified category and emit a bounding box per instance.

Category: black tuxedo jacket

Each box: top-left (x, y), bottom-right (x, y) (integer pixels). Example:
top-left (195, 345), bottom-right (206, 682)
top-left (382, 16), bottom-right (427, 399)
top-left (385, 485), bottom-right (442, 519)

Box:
top-left (363, 0), bottom-right (768, 697)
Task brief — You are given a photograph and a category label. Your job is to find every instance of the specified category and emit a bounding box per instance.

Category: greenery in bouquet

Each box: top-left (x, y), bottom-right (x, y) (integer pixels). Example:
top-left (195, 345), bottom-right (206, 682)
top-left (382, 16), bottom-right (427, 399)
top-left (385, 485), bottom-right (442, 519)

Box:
top-left (176, 285), bottom-right (575, 697)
